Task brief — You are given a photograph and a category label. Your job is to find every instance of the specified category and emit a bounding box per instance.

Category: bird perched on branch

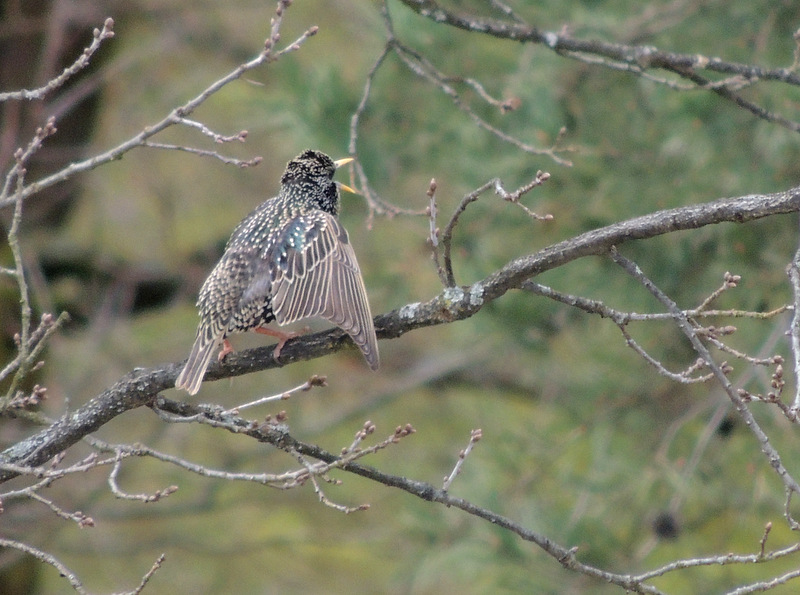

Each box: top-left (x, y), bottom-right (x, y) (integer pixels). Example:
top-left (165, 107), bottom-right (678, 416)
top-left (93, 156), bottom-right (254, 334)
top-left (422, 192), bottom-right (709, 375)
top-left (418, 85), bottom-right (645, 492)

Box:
top-left (175, 149), bottom-right (379, 395)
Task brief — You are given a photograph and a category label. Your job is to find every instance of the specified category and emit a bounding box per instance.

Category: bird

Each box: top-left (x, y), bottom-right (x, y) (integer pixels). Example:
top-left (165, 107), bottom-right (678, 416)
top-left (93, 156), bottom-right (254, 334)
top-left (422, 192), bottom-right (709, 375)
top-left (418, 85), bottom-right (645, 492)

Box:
top-left (175, 149), bottom-right (379, 395)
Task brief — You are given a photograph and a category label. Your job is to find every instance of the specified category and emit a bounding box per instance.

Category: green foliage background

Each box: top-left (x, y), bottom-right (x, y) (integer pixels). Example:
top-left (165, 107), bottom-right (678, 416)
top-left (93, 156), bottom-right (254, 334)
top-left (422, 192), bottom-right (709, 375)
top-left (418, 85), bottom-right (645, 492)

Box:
top-left (6, 0), bottom-right (800, 593)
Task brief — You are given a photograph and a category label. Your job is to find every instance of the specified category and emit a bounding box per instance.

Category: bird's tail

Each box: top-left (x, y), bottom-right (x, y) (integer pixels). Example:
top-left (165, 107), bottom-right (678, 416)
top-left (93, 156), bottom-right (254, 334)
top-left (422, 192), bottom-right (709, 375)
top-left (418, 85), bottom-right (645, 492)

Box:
top-left (175, 335), bottom-right (219, 395)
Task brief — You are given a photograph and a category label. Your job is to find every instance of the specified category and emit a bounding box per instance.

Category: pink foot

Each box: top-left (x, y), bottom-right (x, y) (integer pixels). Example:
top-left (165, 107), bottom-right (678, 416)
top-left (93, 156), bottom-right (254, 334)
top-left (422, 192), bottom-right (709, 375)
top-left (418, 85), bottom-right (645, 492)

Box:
top-left (254, 326), bottom-right (305, 360)
top-left (217, 338), bottom-right (234, 361)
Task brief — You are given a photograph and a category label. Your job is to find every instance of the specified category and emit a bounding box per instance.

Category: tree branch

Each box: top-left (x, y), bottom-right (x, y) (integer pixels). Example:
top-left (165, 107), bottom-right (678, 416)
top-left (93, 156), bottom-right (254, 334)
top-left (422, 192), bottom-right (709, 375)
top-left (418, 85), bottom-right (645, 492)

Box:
top-left (396, 0), bottom-right (800, 131)
top-left (1, 185), bottom-right (797, 483)
top-left (0, 3), bottom-right (318, 210)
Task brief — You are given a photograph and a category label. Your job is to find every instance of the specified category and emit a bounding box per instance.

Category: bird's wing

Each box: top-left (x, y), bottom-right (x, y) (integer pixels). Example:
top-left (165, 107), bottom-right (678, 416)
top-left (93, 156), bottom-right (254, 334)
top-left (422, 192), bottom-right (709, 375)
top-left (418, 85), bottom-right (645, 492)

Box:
top-left (263, 212), bottom-right (379, 369)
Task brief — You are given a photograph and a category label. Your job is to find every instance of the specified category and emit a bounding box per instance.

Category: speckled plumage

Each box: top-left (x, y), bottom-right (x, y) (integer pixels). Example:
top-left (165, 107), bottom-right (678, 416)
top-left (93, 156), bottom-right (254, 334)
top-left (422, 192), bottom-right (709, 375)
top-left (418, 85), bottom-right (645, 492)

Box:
top-left (175, 150), bottom-right (379, 395)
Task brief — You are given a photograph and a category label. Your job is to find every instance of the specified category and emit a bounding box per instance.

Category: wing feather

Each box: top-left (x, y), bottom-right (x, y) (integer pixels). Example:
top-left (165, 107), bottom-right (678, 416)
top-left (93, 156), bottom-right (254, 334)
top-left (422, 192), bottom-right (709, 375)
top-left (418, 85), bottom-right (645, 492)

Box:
top-left (267, 213), bottom-right (379, 369)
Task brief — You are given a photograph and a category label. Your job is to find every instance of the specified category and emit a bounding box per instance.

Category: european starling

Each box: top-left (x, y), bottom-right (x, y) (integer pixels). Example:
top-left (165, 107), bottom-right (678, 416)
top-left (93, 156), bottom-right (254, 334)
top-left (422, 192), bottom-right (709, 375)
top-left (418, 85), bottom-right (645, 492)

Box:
top-left (175, 149), bottom-right (379, 395)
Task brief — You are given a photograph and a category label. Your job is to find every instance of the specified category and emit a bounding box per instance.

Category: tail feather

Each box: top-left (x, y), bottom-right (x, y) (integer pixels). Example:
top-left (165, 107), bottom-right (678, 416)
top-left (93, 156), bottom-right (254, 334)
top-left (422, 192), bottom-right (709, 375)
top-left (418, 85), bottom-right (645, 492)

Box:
top-left (175, 335), bottom-right (220, 395)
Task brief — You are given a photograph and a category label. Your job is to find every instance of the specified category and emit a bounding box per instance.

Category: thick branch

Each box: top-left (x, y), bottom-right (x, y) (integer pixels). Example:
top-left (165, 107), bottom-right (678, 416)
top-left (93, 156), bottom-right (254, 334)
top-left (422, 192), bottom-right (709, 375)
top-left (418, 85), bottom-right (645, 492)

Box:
top-left (1, 186), bottom-right (797, 482)
top-left (479, 186), bottom-right (800, 302)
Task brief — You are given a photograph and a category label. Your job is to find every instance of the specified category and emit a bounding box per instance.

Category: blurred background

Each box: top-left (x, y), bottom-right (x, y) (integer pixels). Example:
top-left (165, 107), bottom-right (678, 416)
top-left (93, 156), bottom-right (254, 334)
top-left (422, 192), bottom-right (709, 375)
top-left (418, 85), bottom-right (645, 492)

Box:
top-left (1, 0), bottom-right (800, 593)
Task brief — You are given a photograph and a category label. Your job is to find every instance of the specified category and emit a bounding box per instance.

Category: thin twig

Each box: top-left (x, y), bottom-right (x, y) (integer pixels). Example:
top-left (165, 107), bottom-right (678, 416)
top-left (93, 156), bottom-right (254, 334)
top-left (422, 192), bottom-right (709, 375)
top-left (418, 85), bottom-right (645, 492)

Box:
top-left (3, 121), bottom-right (59, 402)
top-left (130, 554), bottom-right (167, 595)
top-left (610, 247), bottom-right (800, 498)
top-left (426, 179), bottom-right (450, 286)
top-left (441, 179), bottom-right (495, 286)
top-left (0, 18), bottom-right (115, 102)
top-left (0, 6), bottom-right (318, 210)
top-left (347, 42), bottom-right (420, 218)
top-left (108, 449), bottom-right (178, 503)
top-left (725, 568), bottom-right (800, 595)
top-left (0, 538), bottom-right (88, 594)
top-left (789, 223), bottom-right (800, 413)
top-left (396, 0), bottom-right (800, 132)
top-left (225, 375), bottom-right (327, 414)
top-left (392, 41), bottom-right (575, 165)
top-left (340, 420), bottom-right (376, 454)
top-left (493, 173), bottom-right (552, 220)
top-left (27, 491), bottom-right (94, 527)
top-left (175, 118), bottom-right (249, 143)
top-left (440, 175), bottom-right (551, 286)
top-left (142, 142), bottom-right (263, 167)
top-left (442, 428), bottom-right (482, 491)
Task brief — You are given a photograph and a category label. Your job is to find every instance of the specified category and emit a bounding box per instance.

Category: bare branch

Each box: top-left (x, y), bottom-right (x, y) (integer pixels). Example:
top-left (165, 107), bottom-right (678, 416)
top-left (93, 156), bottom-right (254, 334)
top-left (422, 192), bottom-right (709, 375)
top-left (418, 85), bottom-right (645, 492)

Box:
top-left (1, 119), bottom-right (67, 406)
top-left (0, 538), bottom-right (89, 594)
top-left (0, 18), bottom-right (115, 102)
top-left (2, 3), bottom-right (799, 592)
top-left (0, 8), bottom-right (318, 210)
top-left (441, 179), bottom-right (495, 287)
top-left (788, 224), bottom-right (800, 413)
top-left (141, 141), bottom-right (263, 167)
top-left (129, 554), bottom-right (167, 595)
top-left (225, 375), bottom-right (327, 414)
top-left (494, 172), bottom-right (553, 220)
top-left (1, 312), bottom-right (69, 404)
top-left (610, 248), bottom-right (800, 495)
top-left (425, 179), bottom-right (450, 287)
top-left (442, 428), bottom-right (482, 491)
top-left (347, 41), bottom-right (421, 218)
top-left (108, 449), bottom-right (179, 503)
top-left (174, 118), bottom-right (249, 143)
top-left (395, 0), bottom-right (800, 132)
top-left (28, 491), bottom-right (94, 527)
top-left (0, 185), bottom-right (797, 482)
top-left (727, 569), bottom-right (800, 595)
top-left (0, 537), bottom-right (167, 595)
top-left (392, 40), bottom-right (575, 165)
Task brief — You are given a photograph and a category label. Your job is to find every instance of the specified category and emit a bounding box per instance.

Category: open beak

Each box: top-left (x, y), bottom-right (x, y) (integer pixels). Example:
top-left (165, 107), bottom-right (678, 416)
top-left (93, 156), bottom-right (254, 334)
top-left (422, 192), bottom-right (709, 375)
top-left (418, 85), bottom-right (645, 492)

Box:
top-left (334, 157), bottom-right (358, 194)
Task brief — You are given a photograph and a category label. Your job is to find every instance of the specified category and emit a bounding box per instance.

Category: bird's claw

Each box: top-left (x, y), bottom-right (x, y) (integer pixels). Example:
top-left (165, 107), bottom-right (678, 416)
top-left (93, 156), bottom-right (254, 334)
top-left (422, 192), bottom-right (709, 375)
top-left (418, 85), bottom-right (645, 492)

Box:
top-left (217, 339), bottom-right (234, 361)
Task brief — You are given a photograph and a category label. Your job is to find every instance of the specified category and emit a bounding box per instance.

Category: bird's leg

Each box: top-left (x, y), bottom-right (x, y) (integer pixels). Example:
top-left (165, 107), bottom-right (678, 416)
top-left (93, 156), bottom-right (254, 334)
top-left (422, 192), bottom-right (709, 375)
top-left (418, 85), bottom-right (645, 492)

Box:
top-left (254, 326), bottom-right (306, 360)
top-left (217, 338), bottom-right (234, 361)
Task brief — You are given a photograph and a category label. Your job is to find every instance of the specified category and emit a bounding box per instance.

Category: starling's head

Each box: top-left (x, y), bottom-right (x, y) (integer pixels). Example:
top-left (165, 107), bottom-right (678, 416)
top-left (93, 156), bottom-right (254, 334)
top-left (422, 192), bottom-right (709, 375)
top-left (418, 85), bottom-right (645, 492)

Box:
top-left (281, 150), bottom-right (353, 214)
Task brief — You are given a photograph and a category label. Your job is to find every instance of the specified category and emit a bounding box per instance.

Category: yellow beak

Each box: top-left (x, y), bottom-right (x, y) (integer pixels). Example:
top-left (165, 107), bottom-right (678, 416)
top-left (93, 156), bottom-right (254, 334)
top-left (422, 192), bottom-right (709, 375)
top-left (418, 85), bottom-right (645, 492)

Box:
top-left (334, 157), bottom-right (354, 168)
top-left (334, 157), bottom-right (358, 194)
top-left (337, 182), bottom-right (358, 195)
